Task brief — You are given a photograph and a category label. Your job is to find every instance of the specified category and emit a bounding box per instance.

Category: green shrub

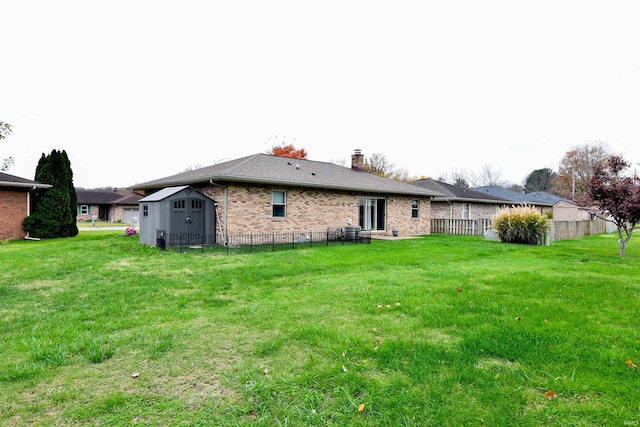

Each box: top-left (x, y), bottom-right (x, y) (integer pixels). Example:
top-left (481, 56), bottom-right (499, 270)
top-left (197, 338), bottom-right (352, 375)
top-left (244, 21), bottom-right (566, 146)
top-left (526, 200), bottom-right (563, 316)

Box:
top-left (493, 205), bottom-right (550, 245)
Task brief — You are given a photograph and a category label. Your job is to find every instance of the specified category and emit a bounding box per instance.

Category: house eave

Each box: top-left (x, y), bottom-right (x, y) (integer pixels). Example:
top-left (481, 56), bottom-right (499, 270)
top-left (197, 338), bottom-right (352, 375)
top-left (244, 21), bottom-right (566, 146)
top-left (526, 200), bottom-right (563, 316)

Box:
top-left (215, 176), bottom-right (439, 196)
top-left (432, 197), bottom-right (509, 204)
top-left (132, 175), bottom-right (439, 197)
top-left (0, 181), bottom-right (52, 189)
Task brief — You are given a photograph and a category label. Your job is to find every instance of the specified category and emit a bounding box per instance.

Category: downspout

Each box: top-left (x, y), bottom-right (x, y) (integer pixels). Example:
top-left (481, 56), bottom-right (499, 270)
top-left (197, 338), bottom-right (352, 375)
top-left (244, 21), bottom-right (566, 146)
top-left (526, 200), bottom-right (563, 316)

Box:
top-left (209, 179), bottom-right (228, 239)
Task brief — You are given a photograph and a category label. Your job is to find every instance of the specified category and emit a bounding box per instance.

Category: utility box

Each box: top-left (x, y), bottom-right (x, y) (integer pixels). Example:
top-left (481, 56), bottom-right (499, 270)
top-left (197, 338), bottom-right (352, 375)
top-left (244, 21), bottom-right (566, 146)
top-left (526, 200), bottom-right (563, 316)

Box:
top-left (138, 186), bottom-right (216, 247)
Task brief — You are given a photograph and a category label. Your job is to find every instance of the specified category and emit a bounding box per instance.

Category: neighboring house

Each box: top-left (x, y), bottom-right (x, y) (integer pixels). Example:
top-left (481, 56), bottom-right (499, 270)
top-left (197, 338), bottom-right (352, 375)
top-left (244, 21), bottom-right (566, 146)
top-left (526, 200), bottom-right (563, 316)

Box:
top-left (0, 172), bottom-right (51, 240)
top-left (473, 187), bottom-right (590, 220)
top-left (131, 151), bottom-right (442, 241)
top-left (76, 189), bottom-right (142, 223)
top-left (411, 179), bottom-right (510, 219)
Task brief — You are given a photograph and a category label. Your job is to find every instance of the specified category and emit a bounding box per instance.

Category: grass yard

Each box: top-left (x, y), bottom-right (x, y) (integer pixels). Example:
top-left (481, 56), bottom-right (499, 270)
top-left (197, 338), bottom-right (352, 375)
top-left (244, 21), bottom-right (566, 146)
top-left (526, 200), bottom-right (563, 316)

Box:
top-left (1, 232), bottom-right (639, 426)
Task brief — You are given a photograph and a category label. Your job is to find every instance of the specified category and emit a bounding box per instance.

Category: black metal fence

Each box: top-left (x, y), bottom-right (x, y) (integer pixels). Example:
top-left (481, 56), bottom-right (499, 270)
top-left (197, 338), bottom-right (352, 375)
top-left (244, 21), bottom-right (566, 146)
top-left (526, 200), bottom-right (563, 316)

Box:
top-left (159, 227), bottom-right (371, 254)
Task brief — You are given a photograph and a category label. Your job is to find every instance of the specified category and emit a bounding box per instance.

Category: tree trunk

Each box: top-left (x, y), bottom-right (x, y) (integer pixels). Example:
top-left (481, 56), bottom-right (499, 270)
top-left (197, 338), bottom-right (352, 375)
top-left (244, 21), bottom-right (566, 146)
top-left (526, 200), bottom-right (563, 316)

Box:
top-left (617, 227), bottom-right (632, 256)
top-left (619, 238), bottom-right (628, 256)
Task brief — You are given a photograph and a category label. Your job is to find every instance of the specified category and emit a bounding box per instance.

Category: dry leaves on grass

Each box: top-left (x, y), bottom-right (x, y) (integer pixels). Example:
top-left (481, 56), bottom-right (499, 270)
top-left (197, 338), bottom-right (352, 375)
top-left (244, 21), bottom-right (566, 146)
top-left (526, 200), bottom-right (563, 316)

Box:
top-left (626, 359), bottom-right (637, 369)
top-left (358, 403), bottom-right (365, 413)
top-left (544, 390), bottom-right (556, 401)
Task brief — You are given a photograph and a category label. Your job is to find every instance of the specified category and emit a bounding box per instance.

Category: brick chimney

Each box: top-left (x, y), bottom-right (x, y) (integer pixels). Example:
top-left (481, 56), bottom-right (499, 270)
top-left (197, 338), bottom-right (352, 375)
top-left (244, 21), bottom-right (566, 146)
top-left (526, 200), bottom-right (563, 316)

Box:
top-left (351, 149), bottom-right (364, 171)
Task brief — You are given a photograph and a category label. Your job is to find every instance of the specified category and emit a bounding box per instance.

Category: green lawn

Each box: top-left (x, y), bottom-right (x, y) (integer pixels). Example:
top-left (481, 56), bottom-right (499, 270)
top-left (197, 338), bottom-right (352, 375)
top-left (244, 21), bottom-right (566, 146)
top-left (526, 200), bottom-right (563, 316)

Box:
top-left (1, 232), bottom-right (639, 426)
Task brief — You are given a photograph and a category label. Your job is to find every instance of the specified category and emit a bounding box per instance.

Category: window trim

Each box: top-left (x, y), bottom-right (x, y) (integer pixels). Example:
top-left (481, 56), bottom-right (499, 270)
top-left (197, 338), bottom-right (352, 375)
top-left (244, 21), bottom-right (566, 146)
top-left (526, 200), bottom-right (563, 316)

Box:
top-left (79, 205), bottom-right (90, 215)
top-left (411, 199), bottom-right (419, 218)
top-left (272, 190), bottom-right (286, 218)
top-left (462, 203), bottom-right (470, 219)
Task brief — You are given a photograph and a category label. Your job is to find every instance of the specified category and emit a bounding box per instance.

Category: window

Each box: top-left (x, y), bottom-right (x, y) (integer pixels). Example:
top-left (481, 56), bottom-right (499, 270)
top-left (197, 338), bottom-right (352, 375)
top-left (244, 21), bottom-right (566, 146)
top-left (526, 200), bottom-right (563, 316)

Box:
top-left (411, 199), bottom-right (419, 218)
top-left (272, 190), bottom-right (286, 217)
top-left (142, 205), bottom-right (148, 217)
top-left (359, 197), bottom-right (386, 231)
top-left (192, 200), bottom-right (203, 209)
top-left (174, 200), bottom-right (185, 209)
top-left (79, 205), bottom-right (90, 215)
top-left (462, 203), bottom-right (470, 219)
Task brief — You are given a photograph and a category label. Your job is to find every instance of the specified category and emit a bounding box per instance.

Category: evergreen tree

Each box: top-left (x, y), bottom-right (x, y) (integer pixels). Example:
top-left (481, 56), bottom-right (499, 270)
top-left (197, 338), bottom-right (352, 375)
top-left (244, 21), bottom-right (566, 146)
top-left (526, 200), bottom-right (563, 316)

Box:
top-left (23, 150), bottom-right (78, 238)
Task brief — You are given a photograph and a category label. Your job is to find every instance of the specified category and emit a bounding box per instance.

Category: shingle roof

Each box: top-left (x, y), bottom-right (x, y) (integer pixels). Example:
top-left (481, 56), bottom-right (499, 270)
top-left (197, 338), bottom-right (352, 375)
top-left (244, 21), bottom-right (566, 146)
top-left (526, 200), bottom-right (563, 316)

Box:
top-left (0, 172), bottom-right (51, 189)
top-left (76, 189), bottom-right (142, 205)
top-left (411, 179), bottom-right (511, 203)
top-left (473, 186), bottom-right (565, 206)
top-left (131, 154), bottom-right (442, 197)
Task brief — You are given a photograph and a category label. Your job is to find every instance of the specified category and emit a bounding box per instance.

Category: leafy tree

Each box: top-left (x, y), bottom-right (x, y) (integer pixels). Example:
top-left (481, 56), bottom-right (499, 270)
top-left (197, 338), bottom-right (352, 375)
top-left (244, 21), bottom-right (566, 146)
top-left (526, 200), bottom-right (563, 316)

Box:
top-left (589, 155), bottom-right (640, 256)
top-left (1, 121), bottom-right (14, 171)
top-left (270, 143), bottom-right (308, 159)
top-left (524, 168), bottom-right (557, 193)
top-left (364, 153), bottom-right (409, 181)
top-left (23, 149), bottom-right (78, 238)
top-left (555, 142), bottom-right (611, 202)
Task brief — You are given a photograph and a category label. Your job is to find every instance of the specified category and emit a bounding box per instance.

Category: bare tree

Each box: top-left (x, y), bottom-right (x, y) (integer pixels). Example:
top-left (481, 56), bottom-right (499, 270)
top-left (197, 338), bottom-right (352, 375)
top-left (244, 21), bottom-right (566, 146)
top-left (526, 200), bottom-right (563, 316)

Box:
top-left (363, 153), bottom-right (409, 181)
top-left (472, 164), bottom-right (507, 187)
top-left (438, 168), bottom-right (473, 188)
top-left (554, 142), bottom-right (612, 202)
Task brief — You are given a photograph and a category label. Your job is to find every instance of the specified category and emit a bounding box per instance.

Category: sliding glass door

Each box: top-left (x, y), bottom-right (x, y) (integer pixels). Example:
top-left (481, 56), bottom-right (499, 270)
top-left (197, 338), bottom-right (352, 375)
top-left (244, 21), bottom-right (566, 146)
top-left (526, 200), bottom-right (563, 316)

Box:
top-left (359, 197), bottom-right (386, 231)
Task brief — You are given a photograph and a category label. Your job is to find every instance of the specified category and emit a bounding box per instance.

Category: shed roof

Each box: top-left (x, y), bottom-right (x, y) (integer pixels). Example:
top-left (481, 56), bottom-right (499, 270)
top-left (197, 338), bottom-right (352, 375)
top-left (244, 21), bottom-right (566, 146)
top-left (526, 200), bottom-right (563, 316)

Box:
top-left (138, 186), bottom-right (190, 202)
top-left (132, 154), bottom-right (442, 197)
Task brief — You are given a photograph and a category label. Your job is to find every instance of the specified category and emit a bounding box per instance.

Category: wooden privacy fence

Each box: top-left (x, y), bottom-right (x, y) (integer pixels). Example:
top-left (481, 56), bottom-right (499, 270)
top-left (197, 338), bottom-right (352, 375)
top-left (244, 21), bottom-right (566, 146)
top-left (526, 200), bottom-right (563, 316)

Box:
top-left (430, 218), bottom-right (493, 236)
top-left (551, 217), bottom-right (608, 241)
top-left (431, 217), bottom-right (609, 241)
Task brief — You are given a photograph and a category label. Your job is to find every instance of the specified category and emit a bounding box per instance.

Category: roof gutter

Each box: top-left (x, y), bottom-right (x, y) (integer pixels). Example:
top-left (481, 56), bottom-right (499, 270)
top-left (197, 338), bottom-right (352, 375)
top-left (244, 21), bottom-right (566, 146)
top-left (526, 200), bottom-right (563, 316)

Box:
top-left (0, 181), bottom-right (52, 189)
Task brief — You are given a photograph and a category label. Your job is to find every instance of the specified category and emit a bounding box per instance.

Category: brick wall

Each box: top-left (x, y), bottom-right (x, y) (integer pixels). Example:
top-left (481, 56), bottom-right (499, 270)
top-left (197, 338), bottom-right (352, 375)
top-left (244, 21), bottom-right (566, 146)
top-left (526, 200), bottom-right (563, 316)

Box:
top-left (0, 189), bottom-right (28, 240)
top-left (431, 201), bottom-right (502, 220)
top-left (199, 183), bottom-right (432, 236)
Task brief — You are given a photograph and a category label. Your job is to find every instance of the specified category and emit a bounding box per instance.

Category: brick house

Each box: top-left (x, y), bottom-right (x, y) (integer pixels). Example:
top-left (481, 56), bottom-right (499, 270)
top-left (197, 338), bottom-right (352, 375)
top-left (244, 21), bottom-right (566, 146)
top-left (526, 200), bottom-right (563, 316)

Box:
top-left (76, 189), bottom-right (142, 223)
top-left (0, 172), bottom-right (51, 240)
top-left (131, 151), bottom-right (442, 241)
top-left (411, 179), bottom-right (511, 220)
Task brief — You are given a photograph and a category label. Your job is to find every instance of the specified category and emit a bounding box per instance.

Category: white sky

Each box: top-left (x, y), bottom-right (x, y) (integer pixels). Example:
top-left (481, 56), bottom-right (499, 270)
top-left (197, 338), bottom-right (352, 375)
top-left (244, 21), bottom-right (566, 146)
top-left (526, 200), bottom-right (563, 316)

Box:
top-left (2, 1), bottom-right (639, 189)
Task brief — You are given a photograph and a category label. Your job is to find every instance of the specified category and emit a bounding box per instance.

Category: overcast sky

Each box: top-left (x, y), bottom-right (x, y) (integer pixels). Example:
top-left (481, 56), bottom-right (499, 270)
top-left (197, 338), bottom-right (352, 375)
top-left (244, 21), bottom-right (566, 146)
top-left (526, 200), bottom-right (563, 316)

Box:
top-left (2, 1), bottom-right (639, 189)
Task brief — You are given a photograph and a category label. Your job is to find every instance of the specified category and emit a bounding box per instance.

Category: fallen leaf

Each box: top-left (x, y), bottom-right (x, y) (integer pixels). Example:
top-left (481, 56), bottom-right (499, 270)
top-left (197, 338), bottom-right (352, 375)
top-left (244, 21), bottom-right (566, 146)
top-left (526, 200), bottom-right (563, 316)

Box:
top-left (247, 409), bottom-right (257, 420)
top-left (131, 372), bottom-right (140, 378)
top-left (544, 390), bottom-right (556, 401)
top-left (377, 305), bottom-right (383, 309)
top-left (515, 317), bottom-right (522, 321)
top-left (455, 287), bottom-right (463, 292)
top-left (263, 367), bottom-right (269, 375)
top-left (342, 365), bottom-right (348, 373)
top-left (358, 403), bottom-right (365, 412)
top-left (626, 359), bottom-right (637, 369)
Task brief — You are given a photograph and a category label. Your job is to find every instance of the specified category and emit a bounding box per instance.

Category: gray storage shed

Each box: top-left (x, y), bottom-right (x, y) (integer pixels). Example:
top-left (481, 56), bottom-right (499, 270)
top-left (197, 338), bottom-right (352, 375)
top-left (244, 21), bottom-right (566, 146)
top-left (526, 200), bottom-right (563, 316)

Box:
top-left (138, 186), bottom-right (216, 247)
